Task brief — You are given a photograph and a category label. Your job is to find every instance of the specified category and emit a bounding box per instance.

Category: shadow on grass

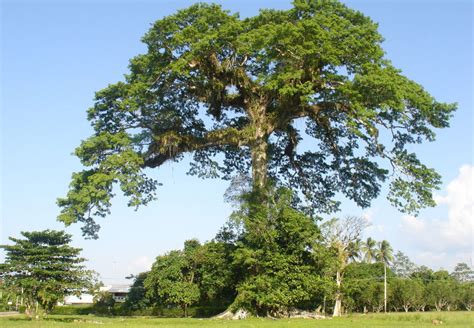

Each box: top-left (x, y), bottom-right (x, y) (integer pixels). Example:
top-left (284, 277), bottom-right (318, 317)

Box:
top-left (3, 317), bottom-right (32, 322)
top-left (44, 317), bottom-right (85, 323)
top-left (6, 316), bottom-right (82, 322)
top-left (5, 316), bottom-right (111, 323)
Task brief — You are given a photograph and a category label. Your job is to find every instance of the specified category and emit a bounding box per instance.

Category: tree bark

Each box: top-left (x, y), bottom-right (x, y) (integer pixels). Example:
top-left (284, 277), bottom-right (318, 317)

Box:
top-left (249, 102), bottom-right (269, 190)
top-left (251, 138), bottom-right (268, 189)
top-left (323, 295), bottom-right (326, 314)
top-left (333, 270), bottom-right (342, 317)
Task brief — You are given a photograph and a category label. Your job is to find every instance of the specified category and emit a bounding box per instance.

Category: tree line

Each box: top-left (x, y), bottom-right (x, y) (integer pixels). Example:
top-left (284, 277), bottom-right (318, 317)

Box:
top-left (1, 187), bottom-right (472, 318)
top-left (120, 187), bottom-right (473, 317)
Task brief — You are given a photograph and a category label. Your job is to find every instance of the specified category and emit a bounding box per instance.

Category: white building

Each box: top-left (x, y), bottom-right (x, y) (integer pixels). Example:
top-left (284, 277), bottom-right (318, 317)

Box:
top-left (63, 294), bottom-right (94, 305)
top-left (100, 284), bottom-right (131, 303)
top-left (63, 284), bottom-right (131, 305)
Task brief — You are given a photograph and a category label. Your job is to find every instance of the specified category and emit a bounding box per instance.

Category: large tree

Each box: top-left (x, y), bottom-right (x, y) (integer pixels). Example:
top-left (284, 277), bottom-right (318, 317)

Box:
top-left (0, 230), bottom-right (96, 318)
top-left (57, 0), bottom-right (455, 238)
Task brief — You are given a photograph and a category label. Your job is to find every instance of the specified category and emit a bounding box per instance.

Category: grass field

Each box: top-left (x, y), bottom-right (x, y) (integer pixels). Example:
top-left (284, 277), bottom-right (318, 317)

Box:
top-left (0, 312), bottom-right (472, 327)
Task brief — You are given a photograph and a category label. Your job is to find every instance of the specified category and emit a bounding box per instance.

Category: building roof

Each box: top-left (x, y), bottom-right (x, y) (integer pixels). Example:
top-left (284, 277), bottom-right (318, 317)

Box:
top-left (100, 284), bottom-right (131, 293)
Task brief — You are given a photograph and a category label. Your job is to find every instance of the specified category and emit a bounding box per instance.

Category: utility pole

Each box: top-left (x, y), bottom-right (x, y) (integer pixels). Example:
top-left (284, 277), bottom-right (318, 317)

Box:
top-left (384, 263), bottom-right (387, 313)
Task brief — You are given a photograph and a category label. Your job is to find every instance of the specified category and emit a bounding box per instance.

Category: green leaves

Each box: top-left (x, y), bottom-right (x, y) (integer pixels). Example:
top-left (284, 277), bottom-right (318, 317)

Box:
top-left (0, 230), bottom-right (97, 317)
top-left (144, 249), bottom-right (201, 316)
top-left (58, 132), bottom-right (157, 238)
top-left (230, 187), bottom-right (326, 315)
top-left (386, 150), bottom-right (441, 213)
top-left (59, 0), bottom-right (455, 237)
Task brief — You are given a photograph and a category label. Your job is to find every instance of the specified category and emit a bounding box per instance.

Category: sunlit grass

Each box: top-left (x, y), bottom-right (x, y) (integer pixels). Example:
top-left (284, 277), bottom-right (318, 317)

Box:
top-left (0, 311), bottom-right (472, 327)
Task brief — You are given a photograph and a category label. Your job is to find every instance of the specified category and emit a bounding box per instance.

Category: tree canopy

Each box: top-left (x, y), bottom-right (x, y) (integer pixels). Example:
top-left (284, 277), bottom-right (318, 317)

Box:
top-left (57, 0), bottom-right (455, 238)
top-left (144, 249), bottom-right (201, 317)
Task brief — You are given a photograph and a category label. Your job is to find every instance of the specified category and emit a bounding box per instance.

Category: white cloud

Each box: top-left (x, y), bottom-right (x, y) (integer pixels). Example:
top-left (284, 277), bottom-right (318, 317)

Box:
top-left (126, 255), bottom-right (153, 274)
top-left (362, 209), bottom-right (374, 223)
top-left (399, 164), bottom-right (474, 269)
top-left (401, 215), bottom-right (425, 233)
top-left (434, 165), bottom-right (473, 246)
top-left (363, 209), bottom-right (385, 234)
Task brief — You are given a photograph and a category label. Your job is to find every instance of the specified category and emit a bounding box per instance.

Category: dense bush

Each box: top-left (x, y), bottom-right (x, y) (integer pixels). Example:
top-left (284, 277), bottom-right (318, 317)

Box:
top-left (231, 188), bottom-right (329, 316)
top-left (51, 305), bottom-right (95, 315)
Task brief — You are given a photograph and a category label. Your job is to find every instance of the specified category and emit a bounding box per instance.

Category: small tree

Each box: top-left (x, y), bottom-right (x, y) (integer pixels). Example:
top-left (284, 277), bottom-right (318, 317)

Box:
top-left (390, 278), bottom-right (424, 312)
top-left (93, 291), bottom-right (116, 315)
top-left (343, 262), bottom-right (387, 313)
top-left (145, 250), bottom-right (200, 317)
top-left (0, 230), bottom-right (96, 318)
top-left (426, 271), bottom-right (456, 311)
top-left (124, 272), bottom-right (150, 311)
top-left (370, 282), bottom-right (387, 313)
top-left (458, 282), bottom-right (474, 311)
top-left (320, 216), bottom-right (368, 316)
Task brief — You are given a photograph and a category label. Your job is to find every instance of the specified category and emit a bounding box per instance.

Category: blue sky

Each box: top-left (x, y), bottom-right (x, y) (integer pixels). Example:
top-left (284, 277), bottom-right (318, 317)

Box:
top-left (1, 0), bottom-right (472, 284)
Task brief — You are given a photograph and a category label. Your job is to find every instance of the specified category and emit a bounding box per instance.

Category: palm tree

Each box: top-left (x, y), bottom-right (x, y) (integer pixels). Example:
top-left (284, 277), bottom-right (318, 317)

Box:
top-left (361, 237), bottom-right (377, 263)
top-left (376, 240), bottom-right (394, 313)
top-left (348, 239), bottom-right (361, 263)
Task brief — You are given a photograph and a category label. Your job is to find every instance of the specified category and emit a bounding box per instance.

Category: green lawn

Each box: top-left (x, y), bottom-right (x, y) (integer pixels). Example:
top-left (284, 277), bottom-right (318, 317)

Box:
top-left (0, 312), bottom-right (472, 327)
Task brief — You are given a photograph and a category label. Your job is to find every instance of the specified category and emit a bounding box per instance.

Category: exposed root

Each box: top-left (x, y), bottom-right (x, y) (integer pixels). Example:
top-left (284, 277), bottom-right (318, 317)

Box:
top-left (213, 308), bottom-right (249, 320)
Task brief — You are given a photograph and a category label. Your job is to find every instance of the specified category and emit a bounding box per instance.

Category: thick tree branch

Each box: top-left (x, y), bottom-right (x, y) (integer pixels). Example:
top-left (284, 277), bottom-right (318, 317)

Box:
top-left (143, 126), bottom-right (252, 168)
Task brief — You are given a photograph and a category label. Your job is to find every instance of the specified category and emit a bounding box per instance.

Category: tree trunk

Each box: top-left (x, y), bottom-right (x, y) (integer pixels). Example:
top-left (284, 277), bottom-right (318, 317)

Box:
top-left (384, 263), bottom-right (387, 313)
top-left (184, 304), bottom-right (188, 318)
top-left (251, 138), bottom-right (268, 189)
top-left (249, 101), bottom-right (269, 190)
top-left (333, 270), bottom-right (342, 317)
